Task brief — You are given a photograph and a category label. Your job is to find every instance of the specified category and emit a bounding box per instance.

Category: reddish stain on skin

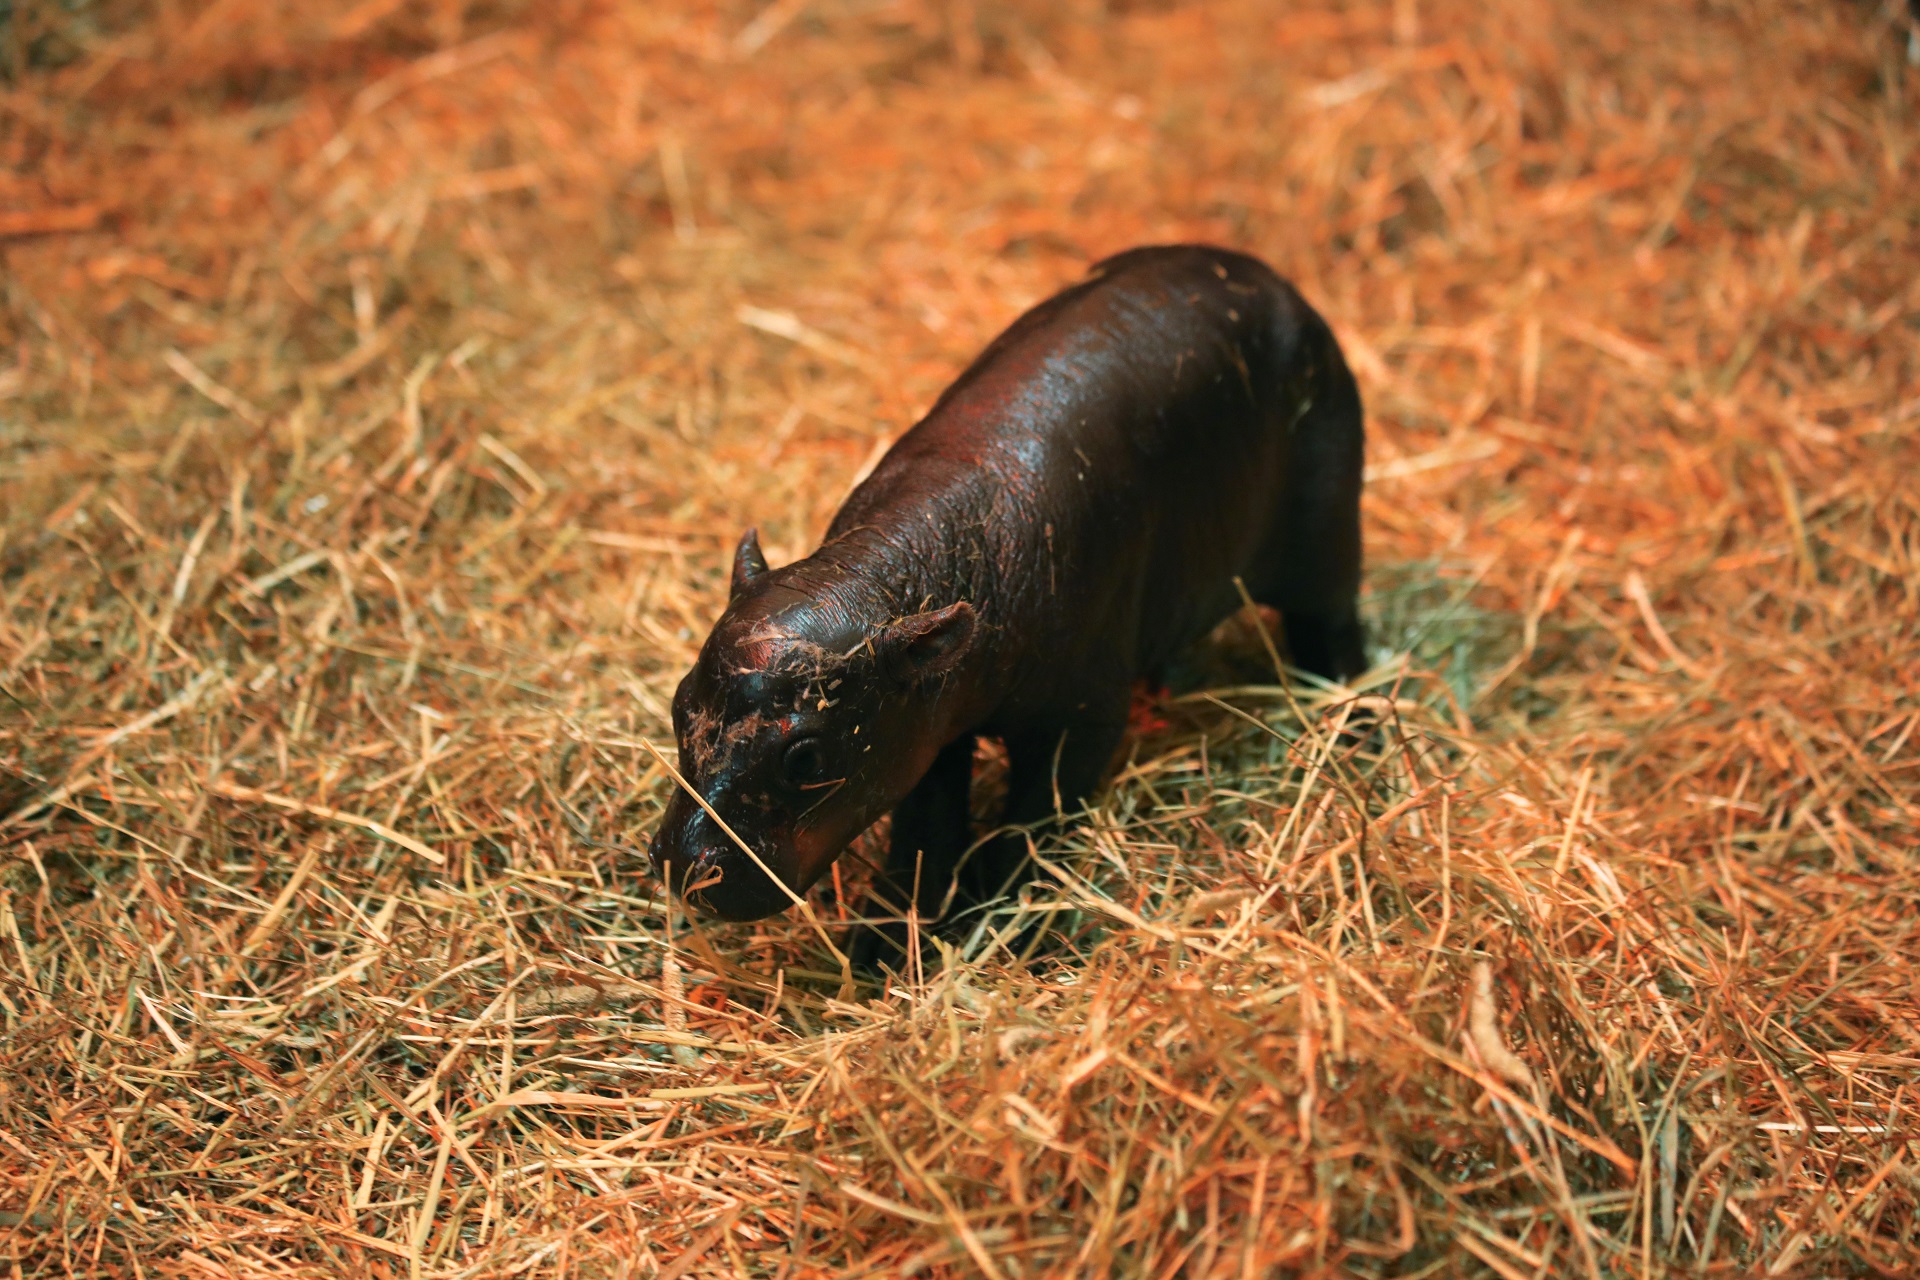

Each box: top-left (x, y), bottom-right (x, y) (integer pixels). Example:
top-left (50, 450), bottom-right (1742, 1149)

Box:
top-left (1128, 681), bottom-right (1172, 736)
top-left (738, 638), bottom-right (784, 670)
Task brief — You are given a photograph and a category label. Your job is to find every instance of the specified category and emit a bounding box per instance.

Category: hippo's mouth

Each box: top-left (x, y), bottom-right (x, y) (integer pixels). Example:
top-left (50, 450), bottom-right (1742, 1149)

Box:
top-left (682, 849), bottom-right (803, 921)
top-left (654, 826), bottom-right (807, 922)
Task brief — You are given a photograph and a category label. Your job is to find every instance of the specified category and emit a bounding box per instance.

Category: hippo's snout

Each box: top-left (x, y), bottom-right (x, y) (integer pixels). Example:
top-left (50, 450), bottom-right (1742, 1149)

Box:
top-left (651, 792), bottom-right (800, 922)
top-left (686, 855), bottom-right (795, 921)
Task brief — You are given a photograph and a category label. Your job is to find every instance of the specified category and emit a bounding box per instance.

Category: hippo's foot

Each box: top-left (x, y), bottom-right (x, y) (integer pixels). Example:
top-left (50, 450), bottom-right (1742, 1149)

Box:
top-left (846, 914), bottom-right (918, 979)
top-left (850, 764), bottom-right (1108, 980)
top-left (983, 910), bottom-right (1069, 968)
top-left (844, 898), bottom-right (1071, 979)
top-left (844, 911), bottom-right (982, 979)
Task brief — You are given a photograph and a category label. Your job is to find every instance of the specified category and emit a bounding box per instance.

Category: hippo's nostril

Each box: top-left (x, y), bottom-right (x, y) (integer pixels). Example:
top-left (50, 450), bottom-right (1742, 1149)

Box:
top-left (685, 851), bottom-right (728, 894)
top-left (662, 847), bottom-right (728, 901)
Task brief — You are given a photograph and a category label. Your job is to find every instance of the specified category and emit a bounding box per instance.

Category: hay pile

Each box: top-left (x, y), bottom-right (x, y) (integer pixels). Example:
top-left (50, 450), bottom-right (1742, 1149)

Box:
top-left (3, 0), bottom-right (1916, 1274)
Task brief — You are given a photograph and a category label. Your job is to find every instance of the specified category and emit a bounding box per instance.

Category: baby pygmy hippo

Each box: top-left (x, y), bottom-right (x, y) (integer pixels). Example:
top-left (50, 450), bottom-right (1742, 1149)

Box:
top-left (651, 244), bottom-right (1366, 971)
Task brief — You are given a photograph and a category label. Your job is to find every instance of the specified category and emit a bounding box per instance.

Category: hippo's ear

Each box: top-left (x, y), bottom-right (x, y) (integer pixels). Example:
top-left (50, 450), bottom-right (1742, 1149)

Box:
top-left (880, 602), bottom-right (976, 683)
top-left (730, 528), bottom-right (769, 598)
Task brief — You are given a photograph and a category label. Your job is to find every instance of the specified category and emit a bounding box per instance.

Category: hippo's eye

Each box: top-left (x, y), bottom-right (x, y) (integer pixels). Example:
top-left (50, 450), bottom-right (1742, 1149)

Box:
top-left (781, 737), bottom-right (830, 787)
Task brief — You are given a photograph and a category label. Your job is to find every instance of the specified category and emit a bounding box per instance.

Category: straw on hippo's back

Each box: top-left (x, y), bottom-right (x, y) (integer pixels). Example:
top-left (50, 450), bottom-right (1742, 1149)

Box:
top-left (652, 244), bottom-right (1367, 971)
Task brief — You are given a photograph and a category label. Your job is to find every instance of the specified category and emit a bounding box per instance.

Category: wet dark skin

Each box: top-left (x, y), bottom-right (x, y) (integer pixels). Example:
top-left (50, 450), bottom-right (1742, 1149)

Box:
top-left (652, 244), bottom-right (1367, 973)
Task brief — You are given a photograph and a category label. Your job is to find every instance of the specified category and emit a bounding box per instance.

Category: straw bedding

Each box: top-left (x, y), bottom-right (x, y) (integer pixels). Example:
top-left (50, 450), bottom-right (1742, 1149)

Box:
top-left (2, 1), bottom-right (1916, 1274)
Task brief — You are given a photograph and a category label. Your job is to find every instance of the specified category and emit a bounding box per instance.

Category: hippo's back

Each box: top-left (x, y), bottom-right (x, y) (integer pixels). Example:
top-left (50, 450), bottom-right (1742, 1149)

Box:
top-left (830, 245), bottom-right (1359, 710)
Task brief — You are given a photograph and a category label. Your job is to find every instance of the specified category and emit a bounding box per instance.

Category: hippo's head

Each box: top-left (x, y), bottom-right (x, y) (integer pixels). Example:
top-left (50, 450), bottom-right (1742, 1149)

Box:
top-left (650, 529), bottom-right (977, 921)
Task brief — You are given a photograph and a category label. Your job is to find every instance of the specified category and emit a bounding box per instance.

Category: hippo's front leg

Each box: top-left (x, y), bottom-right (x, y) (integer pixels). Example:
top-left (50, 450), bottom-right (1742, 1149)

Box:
top-left (847, 733), bottom-right (976, 974)
top-left (951, 709), bottom-right (1129, 953)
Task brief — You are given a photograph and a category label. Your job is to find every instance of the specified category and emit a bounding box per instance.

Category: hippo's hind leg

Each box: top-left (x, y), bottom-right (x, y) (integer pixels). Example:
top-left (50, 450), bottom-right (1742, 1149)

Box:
top-left (1254, 323), bottom-right (1368, 683)
top-left (848, 732), bottom-right (976, 975)
top-left (1281, 609), bottom-right (1367, 684)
